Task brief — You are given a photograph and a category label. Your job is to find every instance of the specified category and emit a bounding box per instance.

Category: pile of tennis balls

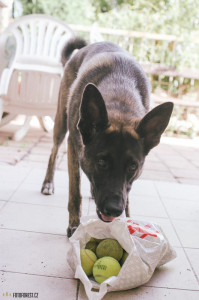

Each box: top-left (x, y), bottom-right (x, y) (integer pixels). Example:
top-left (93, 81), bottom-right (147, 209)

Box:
top-left (80, 238), bottom-right (128, 284)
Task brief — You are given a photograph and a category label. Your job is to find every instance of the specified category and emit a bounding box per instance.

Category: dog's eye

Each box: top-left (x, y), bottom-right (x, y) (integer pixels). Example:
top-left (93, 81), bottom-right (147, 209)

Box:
top-left (127, 162), bottom-right (137, 174)
top-left (97, 159), bottom-right (108, 169)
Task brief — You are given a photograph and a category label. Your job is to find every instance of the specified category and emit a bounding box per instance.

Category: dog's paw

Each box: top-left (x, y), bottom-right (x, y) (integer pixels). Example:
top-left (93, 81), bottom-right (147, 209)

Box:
top-left (41, 182), bottom-right (54, 195)
top-left (67, 225), bottom-right (78, 238)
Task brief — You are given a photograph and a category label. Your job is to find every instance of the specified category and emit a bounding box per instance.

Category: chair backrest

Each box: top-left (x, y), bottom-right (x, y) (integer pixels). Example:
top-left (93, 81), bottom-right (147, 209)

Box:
top-left (5, 14), bottom-right (74, 70)
top-left (1, 15), bottom-right (75, 117)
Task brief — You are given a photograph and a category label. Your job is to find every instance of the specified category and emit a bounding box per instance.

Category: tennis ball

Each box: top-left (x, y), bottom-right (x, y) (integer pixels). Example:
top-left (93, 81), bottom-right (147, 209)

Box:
top-left (90, 237), bottom-right (103, 243)
top-left (96, 239), bottom-right (123, 261)
top-left (89, 237), bottom-right (96, 242)
top-left (93, 256), bottom-right (121, 283)
top-left (94, 238), bottom-right (104, 243)
top-left (80, 249), bottom-right (97, 276)
top-left (120, 251), bottom-right (128, 265)
top-left (85, 240), bottom-right (98, 253)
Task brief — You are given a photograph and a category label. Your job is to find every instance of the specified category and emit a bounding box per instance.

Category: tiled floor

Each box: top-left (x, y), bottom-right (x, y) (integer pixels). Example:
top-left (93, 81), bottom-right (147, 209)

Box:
top-left (0, 117), bottom-right (199, 299)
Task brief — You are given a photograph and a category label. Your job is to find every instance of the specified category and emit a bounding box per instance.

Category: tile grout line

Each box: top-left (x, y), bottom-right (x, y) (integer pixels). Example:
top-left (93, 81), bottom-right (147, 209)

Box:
top-left (2, 199), bottom-right (68, 209)
top-left (2, 270), bottom-right (199, 293)
top-left (156, 145), bottom-right (199, 184)
top-left (0, 167), bottom-right (34, 213)
top-left (8, 132), bottom-right (48, 166)
top-left (170, 144), bottom-right (199, 171)
top-left (154, 151), bottom-right (181, 184)
top-left (0, 226), bottom-right (67, 237)
top-left (0, 269), bottom-right (76, 281)
top-left (153, 181), bottom-right (199, 286)
top-left (144, 285), bottom-right (199, 292)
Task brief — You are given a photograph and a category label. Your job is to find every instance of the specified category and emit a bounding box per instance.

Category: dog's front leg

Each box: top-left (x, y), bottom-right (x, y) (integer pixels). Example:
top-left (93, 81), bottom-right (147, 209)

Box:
top-left (67, 136), bottom-right (82, 237)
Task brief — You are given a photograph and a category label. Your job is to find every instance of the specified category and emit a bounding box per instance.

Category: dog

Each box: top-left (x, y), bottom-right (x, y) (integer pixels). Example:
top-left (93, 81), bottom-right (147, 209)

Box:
top-left (41, 37), bottom-right (173, 237)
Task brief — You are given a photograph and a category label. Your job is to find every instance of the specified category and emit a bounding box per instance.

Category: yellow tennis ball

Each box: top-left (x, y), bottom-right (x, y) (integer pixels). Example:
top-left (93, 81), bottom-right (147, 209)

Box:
top-left (94, 238), bottom-right (104, 243)
top-left (89, 237), bottom-right (96, 242)
top-left (93, 256), bottom-right (121, 283)
top-left (96, 239), bottom-right (123, 261)
top-left (85, 241), bottom-right (98, 253)
top-left (80, 249), bottom-right (97, 276)
top-left (89, 237), bottom-right (104, 243)
top-left (120, 251), bottom-right (128, 265)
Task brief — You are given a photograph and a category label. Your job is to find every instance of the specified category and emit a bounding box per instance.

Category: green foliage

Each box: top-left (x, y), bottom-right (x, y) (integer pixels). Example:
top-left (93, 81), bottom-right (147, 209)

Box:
top-left (95, 0), bottom-right (199, 37)
top-left (20, 0), bottom-right (95, 25)
top-left (19, 0), bottom-right (199, 36)
top-left (20, 0), bottom-right (43, 14)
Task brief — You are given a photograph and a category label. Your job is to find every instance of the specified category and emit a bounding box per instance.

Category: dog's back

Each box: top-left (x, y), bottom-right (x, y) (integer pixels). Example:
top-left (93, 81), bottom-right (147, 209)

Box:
top-left (62, 38), bottom-right (150, 134)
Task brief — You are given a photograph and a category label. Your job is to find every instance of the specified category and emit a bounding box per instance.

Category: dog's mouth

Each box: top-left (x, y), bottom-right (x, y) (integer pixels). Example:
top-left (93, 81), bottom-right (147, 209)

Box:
top-left (97, 209), bottom-right (116, 222)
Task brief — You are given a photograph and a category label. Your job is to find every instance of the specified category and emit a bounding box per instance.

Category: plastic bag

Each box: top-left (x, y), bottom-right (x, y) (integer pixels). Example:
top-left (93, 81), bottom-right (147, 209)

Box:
top-left (67, 216), bottom-right (177, 300)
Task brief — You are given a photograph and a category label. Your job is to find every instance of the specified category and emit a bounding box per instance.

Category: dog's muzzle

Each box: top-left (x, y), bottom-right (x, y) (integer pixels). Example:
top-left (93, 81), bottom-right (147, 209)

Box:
top-left (97, 209), bottom-right (116, 222)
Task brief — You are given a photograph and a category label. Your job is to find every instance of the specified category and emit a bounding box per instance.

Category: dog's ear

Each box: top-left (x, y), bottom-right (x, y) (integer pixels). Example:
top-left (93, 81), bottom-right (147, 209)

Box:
top-left (78, 83), bottom-right (109, 144)
top-left (136, 102), bottom-right (174, 154)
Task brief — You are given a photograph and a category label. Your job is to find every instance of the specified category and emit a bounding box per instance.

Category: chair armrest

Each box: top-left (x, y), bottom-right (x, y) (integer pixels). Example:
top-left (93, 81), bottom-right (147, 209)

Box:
top-left (0, 32), bottom-right (7, 79)
top-left (0, 67), bottom-right (13, 94)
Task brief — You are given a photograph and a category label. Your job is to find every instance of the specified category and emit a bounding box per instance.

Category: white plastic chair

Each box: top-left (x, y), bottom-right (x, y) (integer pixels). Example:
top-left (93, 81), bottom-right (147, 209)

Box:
top-left (0, 14), bottom-right (75, 140)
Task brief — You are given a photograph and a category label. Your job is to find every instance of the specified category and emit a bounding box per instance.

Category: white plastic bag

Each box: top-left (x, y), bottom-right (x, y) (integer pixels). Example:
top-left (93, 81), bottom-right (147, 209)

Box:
top-left (67, 216), bottom-right (177, 300)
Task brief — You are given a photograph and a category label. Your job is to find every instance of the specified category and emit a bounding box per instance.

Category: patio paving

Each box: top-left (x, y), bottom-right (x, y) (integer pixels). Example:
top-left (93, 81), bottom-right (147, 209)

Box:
top-left (0, 116), bottom-right (199, 299)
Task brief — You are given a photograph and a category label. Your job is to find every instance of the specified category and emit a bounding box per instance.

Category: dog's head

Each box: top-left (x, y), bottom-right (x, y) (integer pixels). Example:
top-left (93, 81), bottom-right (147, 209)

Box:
top-left (78, 83), bottom-right (173, 222)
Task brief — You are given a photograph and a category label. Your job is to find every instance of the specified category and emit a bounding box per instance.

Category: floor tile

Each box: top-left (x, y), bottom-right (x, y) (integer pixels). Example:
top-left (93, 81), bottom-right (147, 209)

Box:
top-left (185, 248), bottom-right (199, 281)
top-left (0, 200), bottom-right (6, 209)
top-left (10, 182), bottom-right (68, 208)
top-left (0, 229), bottom-right (74, 278)
top-left (78, 283), bottom-right (199, 300)
top-left (160, 156), bottom-right (194, 169)
top-left (24, 168), bottom-right (69, 189)
top-left (145, 151), bottom-right (160, 162)
top-left (143, 160), bottom-right (168, 172)
top-left (0, 201), bottom-right (68, 235)
top-left (178, 178), bottom-right (199, 185)
top-left (87, 198), bottom-right (97, 215)
top-left (18, 160), bottom-right (48, 168)
top-left (81, 172), bottom-right (91, 198)
top-left (172, 220), bottom-right (199, 248)
top-left (154, 181), bottom-right (199, 201)
top-left (0, 165), bottom-right (31, 183)
top-left (140, 170), bottom-right (176, 182)
top-left (24, 153), bottom-right (50, 163)
top-left (0, 181), bottom-right (22, 201)
top-left (146, 248), bottom-right (199, 290)
top-left (1, 272), bottom-right (78, 300)
top-left (170, 168), bottom-right (199, 182)
top-left (129, 194), bottom-right (167, 218)
top-left (30, 147), bottom-right (52, 155)
top-left (0, 165), bottom-right (32, 200)
top-left (130, 180), bottom-right (158, 197)
top-left (162, 197), bottom-right (199, 221)
top-left (10, 177), bottom-right (90, 215)
top-left (22, 168), bottom-right (54, 185)
top-left (0, 147), bottom-right (27, 165)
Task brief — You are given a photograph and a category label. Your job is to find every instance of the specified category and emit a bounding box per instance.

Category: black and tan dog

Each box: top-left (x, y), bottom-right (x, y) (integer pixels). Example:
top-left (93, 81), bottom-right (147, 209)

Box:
top-left (41, 38), bottom-right (173, 237)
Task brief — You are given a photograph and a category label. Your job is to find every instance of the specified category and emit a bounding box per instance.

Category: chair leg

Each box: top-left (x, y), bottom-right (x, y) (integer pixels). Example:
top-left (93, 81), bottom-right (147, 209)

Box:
top-left (0, 113), bottom-right (17, 128)
top-left (13, 116), bottom-right (32, 141)
top-left (38, 116), bottom-right (54, 132)
top-left (0, 98), bottom-right (3, 122)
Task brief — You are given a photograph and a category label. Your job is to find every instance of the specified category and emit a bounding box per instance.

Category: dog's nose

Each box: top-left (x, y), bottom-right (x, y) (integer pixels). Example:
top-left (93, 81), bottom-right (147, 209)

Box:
top-left (103, 197), bottom-right (124, 217)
